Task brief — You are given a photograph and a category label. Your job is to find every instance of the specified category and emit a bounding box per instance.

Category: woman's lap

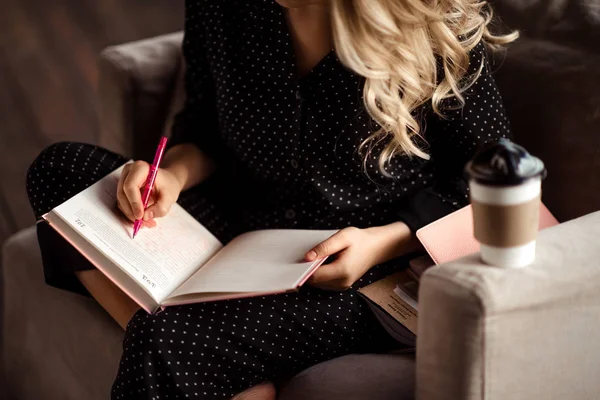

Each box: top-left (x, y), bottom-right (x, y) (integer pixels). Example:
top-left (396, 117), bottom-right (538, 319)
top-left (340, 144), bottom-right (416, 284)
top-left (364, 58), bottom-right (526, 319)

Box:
top-left (113, 277), bottom-right (399, 399)
top-left (27, 142), bottom-right (404, 399)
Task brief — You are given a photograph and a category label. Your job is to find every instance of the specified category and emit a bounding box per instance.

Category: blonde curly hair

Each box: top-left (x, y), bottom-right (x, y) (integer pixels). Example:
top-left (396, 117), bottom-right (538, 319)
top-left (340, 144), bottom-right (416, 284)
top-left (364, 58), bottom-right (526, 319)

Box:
top-left (330, 0), bottom-right (518, 172)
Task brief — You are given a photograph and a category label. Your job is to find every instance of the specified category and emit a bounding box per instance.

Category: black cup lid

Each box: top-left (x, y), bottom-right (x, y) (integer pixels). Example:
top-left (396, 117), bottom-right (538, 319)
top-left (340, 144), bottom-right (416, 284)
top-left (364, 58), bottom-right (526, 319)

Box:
top-left (464, 138), bottom-right (546, 186)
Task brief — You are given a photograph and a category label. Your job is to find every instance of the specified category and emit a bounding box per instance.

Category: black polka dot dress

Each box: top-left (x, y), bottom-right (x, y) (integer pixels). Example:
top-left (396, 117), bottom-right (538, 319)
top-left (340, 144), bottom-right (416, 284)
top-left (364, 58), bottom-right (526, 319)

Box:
top-left (26, 1), bottom-right (511, 398)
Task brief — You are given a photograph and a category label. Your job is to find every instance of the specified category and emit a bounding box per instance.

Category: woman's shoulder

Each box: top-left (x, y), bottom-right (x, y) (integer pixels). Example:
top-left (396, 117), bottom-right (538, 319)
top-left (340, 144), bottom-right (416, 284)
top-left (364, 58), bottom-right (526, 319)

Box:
top-left (467, 40), bottom-right (492, 73)
top-left (420, 39), bottom-right (502, 129)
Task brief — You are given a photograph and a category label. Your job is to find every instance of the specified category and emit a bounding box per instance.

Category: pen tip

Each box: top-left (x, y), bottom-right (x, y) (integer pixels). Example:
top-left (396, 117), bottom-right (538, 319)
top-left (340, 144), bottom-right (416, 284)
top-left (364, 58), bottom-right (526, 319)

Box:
top-left (132, 220), bottom-right (142, 238)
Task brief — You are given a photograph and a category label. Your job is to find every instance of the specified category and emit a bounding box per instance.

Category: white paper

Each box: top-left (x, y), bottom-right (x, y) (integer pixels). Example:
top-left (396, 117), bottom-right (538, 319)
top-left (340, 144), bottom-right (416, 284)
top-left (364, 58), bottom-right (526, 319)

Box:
top-left (168, 229), bottom-right (337, 299)
top-left (53, 166), bottom-right (223, 302)
top-left (393, 285), bottom-right (419, 311)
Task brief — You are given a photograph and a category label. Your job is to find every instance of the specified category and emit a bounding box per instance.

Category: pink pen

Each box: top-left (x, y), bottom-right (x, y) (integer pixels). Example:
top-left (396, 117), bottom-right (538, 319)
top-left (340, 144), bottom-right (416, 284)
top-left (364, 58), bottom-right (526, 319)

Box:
top-left (132, 136), bottom-right (168, 238)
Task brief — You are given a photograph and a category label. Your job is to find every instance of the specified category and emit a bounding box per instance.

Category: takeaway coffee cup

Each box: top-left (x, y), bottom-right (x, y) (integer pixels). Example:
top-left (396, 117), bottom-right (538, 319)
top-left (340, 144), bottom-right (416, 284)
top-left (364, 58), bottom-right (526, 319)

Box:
top-left (465, 139), bottom-right (546, 268)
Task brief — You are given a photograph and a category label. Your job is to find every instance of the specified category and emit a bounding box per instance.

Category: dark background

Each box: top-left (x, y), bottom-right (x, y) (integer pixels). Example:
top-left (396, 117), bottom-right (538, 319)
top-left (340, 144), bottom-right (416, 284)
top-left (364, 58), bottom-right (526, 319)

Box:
top-left (0, 0), bottom-right (184, 246)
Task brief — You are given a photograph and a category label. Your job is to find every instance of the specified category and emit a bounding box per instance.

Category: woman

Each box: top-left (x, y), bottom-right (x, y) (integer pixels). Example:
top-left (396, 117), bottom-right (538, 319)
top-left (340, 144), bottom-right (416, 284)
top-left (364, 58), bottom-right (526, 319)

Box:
top-left (27, 0), bottom-right (516, 398)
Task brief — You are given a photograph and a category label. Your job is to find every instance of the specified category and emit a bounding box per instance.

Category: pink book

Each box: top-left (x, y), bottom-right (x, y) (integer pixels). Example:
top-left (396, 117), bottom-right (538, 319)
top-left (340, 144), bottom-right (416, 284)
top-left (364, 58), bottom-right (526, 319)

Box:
top-left (413, 202), bottom-right (559, 270)
top-left (42, 165), bottom-right (332, 314)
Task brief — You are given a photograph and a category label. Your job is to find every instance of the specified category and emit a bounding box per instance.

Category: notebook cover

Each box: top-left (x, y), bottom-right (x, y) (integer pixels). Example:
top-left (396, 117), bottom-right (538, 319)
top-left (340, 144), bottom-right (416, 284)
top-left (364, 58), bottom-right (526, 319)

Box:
top-left (415, 203), bottom-right (559, 265)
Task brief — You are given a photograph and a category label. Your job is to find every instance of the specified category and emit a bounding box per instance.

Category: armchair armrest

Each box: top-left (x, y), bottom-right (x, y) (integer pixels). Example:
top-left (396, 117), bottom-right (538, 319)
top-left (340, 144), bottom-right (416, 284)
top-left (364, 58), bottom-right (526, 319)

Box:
top-left (97, 32), bottom-right (184, 160)
top-left (416, 211), bottom-right (600, 400)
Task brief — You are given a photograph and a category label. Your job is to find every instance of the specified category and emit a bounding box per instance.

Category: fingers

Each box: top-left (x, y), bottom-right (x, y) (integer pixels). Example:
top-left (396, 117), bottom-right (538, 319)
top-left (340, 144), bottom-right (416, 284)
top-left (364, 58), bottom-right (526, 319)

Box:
top-left (144, 198), bottom-right (173, 219)
top-left (143, 171), bottom-right (178, 219)
top-left (142, 198), bottom-right (155, 220)
top-left (140, 198), bottom-right (157, 227)
top-left (116, 162), bottom-right (165, 230)
top-left (305, 227), bottom-right (359, 261)
top-left (308, 253), bottom-right (354, 291)
top-left (117, 164), bottom-right (135, 221)
top-left (143, 219), bottom-right (157, 228)
top-left (123, 161), bottom-right (150, 220)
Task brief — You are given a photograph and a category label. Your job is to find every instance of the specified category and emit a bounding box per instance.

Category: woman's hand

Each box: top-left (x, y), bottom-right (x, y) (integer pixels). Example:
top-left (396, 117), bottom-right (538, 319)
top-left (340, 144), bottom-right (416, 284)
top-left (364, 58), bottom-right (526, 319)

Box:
top-left (305, 223), bottom-right (421, 291)
top-left (116, 161), bottom-right (184, 228)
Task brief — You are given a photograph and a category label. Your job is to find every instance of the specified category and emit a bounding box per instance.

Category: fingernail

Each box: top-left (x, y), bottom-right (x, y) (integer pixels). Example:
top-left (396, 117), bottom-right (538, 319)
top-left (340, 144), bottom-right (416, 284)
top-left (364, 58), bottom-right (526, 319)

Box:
top-left (307, 250), bottom-right (317, 260)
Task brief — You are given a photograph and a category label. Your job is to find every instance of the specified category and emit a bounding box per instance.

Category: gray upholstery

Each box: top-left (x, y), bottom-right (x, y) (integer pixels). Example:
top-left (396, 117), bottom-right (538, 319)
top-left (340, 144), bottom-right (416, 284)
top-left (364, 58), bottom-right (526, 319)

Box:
top-left (492, 37), bottom-right (600, 222)
top-left (98, 32), bottom-right (184, 161)
top-left (279, 353), bottom-right (416, 400)
top-left (1, 227), bottom-right (123, 400)
top-left (417, 211), bottom-right (600, 400)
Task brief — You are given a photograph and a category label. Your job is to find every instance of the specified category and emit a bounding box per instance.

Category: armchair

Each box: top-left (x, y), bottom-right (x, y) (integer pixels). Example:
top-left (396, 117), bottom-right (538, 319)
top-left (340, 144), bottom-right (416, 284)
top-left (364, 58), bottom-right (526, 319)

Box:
top-left (3, 4), bottom-right (600, 397)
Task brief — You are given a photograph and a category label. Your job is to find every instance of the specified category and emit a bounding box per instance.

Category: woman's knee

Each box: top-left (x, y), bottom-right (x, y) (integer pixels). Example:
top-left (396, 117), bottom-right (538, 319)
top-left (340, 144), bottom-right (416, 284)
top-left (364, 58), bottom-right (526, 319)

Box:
top-left (28, 141), bottom-right (67, 179)
top-left (27, 142), bottom-right (75, 216)
top-left (27, 142), bottom-right (84, 189)
top-left (26, 142), bottom-right (123, 217)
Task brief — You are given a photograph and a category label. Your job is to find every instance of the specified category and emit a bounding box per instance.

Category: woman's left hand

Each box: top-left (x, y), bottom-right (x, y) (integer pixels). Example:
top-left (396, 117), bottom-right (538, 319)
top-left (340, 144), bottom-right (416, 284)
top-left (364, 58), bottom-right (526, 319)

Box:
top-left (305, 223), bottom-right (420, 291)
top-left (304, 227), bottom-right (383, 291)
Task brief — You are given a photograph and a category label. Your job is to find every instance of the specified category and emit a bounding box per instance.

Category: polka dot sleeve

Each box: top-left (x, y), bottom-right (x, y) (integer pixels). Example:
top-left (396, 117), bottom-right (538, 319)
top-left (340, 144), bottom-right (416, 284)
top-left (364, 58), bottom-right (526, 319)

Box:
top-left (397, 41), bottom-right (513, 232)
top-left (168, 2), bottom-right (225, 163)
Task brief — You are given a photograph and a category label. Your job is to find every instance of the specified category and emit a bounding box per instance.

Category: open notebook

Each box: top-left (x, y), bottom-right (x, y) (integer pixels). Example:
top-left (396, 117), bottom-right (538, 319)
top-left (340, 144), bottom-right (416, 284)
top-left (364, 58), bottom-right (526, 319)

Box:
top-left (42, 164), bottom-right (335, 313)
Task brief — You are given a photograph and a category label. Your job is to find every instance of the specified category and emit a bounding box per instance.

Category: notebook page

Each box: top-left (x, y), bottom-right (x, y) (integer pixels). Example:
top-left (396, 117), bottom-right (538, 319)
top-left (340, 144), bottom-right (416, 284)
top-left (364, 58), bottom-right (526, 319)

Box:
top-left (167, 229), bottom-right (337, 300)
top-left (53, 165), bottom-right (223, 302)
top-left (43, 214), bottom-right (160, 313)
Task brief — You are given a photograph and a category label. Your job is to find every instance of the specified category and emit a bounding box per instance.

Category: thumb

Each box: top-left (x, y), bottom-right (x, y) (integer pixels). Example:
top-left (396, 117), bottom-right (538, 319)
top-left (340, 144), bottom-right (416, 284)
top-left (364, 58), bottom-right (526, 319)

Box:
top-left (305, 229), bottom-right (350, 261)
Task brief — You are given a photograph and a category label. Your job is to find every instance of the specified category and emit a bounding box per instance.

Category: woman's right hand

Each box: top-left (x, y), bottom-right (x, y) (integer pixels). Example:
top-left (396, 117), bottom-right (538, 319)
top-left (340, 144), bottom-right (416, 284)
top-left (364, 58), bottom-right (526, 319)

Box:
top-left (116, 161), bottom-right (184, 228)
